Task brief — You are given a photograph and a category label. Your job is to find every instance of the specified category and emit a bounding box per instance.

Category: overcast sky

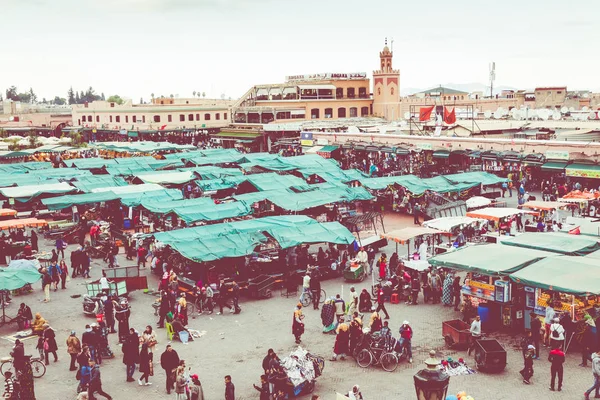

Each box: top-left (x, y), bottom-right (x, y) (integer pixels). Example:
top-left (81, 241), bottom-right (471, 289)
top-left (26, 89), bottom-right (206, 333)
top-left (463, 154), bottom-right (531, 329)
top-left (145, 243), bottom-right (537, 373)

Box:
top-left (3, 0), bottom-right (600, 102)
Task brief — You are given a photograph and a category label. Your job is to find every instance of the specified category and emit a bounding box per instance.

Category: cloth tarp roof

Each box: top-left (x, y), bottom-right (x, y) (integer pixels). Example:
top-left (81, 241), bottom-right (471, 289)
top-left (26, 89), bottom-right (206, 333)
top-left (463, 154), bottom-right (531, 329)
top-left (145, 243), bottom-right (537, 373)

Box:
top-left (145, 159), bottom-right (185, 170)
top-left (233, 190), bottom-right (283, 204)
top-left (0, 162), bottom-right (52, 173)
top-left (42, 191), bottom-right (121, 210)
top-left (244, 173), bottom-right (307, 191)
top-left (381, 227), bottom-right (445, 244)
top-left (135, 171), bottom-right (197, 185)
top-left (118, 189), bottom-right (184, 207)
top-left (500, 232), bottom-right (600, 256)
top-left (359, 172), bottom-right (505, 194)
top-left (0, 176), bottom-right (59, 188)
top-left (442, 172), bottom-right (508, 186)
top-left (268, 222), bottom-right (356, 248)
top-left (27, 169), bottom-right (92, 178)
top-left (70, 176), bottom-right (128, 193)
top-left (92, 183), bottom-right (164, 195)
top-left (69, 158), bottom-right (117, 169)
top-left (466, 207), bottom-right (535, 221)
top-left (187, 153), bottom-right (247, 166)
top-left (510, 256), bottom-right (600, 296)
top-left (196, 176), bottom-right (247, 192)
top-left (171, 201), bottom-right (253, 224)
top-left (179, 166), bottom-right (243, 180)
top-left (0, 209), bottom-right (17, 217)
top-left (0, 268), bottom-right (41, 290)
top-left (114, 156), bottom-right (158, 166)
top-left (466, 196), bottom-right (491, 209)
top-left (0, 218), bottom-right (48, 231)
top-left (423, 216), bottom-right (485, 232)
top-left (105, 165), bottom-right (154, 176)
top-left (266, 186), bottom-right (373, 211)
top-left (429, 244), bottom-right (554, 275)
top-left (559, 190), bottom-right (599, 203)
top-left (167, 232), bottom-right (269, 263)
top-left (521, 201), bottom-right (567, 211)
top-left (140, 198), bottom-right (216, 214)
top-left (0, 182), bottom-right (76, 202)
top-left (93, 142), bottom-right (196, 153)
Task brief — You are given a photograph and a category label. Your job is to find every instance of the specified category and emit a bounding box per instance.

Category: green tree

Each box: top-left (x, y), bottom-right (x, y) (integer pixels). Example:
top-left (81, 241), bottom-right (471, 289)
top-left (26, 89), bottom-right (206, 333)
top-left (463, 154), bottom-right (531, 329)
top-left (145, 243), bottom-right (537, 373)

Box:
top-left (6, 86), bottom-right (18, 101)
top-left (101, 93), bottom-right (105, 101)
top-left (79, 91), bottom-right (85, 103)
top-left (53, 96), bottom-right (66, 105)
top-left (202, 92), bottom-right (206, 98)
top-left (169, 94), bottom-right (174, 99)
top-left (28, 129), bottom-right (39, 148)
top-left (192, 91), bottom-right (196, 98)
top-left (74, 91), bottom-right (80, 104)
top-left (139, 97), bottom-right (144, 104)
top-left (28, 88), bottom-right (37, 103)
top-left (107, 95), bottom-right (124, 105)
top-left (17, 92), bottom-right (31, 103)
top-left (68, 87), bottom-right (75, 105)
top-left (7, 138), bottom-right (20, 151)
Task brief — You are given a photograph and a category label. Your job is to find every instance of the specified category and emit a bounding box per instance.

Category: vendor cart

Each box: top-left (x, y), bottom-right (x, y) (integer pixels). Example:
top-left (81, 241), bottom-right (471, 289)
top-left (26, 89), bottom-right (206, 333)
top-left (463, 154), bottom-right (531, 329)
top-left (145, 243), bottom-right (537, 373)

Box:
top-left (86, 280), bottom-right (127, 297)
top-left (473, 339), bottom-right (507, 372)
top-left (343, 260), bottom-right (367, 282)
top-left (102, 266), bottom-right (148, 292)
top-left (247, 274), bottom-right (274, 299)
top-left (280, 347), bottom-right (325, 398)
top-left (442, 319), bottom-right (471, 349)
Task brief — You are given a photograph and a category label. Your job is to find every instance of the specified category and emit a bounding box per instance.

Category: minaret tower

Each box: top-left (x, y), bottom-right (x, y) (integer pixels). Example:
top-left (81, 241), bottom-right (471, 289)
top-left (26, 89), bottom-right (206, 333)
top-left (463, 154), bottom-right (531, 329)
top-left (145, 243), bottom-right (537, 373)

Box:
top-left (372, 38), bottom-right (401, 121)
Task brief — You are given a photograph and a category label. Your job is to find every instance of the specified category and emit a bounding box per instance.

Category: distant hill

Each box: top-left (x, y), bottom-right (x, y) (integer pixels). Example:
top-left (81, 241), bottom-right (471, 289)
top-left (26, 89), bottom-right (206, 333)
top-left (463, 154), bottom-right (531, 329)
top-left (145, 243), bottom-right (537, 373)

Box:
top-left (402, 82), bottom-right (518, 97)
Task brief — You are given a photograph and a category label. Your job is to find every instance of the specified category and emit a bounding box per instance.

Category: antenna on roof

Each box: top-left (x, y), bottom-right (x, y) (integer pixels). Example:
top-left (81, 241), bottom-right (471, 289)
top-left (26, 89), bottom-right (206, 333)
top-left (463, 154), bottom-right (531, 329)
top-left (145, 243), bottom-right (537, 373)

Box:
top-left (489, 62), bottom-right (496, 98)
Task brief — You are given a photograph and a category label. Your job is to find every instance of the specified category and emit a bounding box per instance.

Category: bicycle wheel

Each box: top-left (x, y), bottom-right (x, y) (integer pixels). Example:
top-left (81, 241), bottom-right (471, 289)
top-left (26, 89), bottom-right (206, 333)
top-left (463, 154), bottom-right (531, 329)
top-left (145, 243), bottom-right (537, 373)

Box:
top-left (187, 302), bottom-right (197, 317)
top-left (319, 289), bottom-right (326, 304)
top-left (356, 349), bottom-right (373, 368)
top-left (381, 352), bottom-right (398, 372)
top-left (0, 361), bottom-right (14, 377)
top-left (301, 293), bottom-right (311, 307)
top-left (31, 360), bottom-right (46, 378)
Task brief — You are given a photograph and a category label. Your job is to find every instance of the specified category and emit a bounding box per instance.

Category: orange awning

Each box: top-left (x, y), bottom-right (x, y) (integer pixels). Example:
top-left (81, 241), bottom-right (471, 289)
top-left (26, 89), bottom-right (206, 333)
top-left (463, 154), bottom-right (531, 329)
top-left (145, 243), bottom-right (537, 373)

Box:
top-left (0, 209), bottom-right (17, 217)
top-left (521, 201), bottom-right (566, 211)
top-left (0, 218), bottom-right (48, 231)
top-left (466, 207), bottom-right (538, 222)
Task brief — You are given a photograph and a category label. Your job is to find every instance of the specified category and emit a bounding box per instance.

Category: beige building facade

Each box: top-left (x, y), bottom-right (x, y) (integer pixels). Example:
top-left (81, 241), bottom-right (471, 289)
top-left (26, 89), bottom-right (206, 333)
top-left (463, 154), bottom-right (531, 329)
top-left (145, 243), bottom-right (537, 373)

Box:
top-left (71, 98), bottom-right (232, 131)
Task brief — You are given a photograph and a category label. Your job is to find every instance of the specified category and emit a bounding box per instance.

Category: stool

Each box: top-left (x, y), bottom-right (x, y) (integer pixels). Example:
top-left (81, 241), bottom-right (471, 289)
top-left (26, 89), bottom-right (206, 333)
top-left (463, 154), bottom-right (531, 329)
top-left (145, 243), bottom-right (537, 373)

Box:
top-left (390, 293), bottom-right (400, 304)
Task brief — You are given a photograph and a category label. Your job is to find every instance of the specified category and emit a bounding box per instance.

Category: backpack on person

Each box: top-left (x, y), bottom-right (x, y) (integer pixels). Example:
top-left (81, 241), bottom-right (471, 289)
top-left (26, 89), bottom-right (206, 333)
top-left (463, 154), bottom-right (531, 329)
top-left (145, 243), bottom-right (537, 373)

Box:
top-left (551, 325), bottom-right (560, 339)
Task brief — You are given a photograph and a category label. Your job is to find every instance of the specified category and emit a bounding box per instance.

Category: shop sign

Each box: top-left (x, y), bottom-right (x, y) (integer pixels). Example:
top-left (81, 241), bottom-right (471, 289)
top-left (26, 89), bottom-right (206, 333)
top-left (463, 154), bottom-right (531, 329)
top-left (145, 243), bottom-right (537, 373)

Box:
top-left (316, 138), bottom-right (329, 146)
top-left (300, 140), bottom-right (314, 146)
top-left (461, 280), bottom-right (496, 301)
top-left (566, 168), bottom-right (600, 179)
top-left (545, 150), bottom-right (569, 160)
top-left (417, 143), bottom-right (433, 151)
top-left (286, 72), bottom-right (367, 82)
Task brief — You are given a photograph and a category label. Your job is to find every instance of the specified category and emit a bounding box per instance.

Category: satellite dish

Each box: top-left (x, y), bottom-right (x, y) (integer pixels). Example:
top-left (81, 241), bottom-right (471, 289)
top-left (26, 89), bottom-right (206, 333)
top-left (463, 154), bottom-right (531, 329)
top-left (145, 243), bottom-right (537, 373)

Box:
top-left (484, 110), bottom-right (492, 119)
top-left (582, 106), bottom-right (589, 112)
top-left (493, 110), bottom-right (502, 119)
top-left (404, 112), bottom-right (410, 120)
top-left (569, 107), bottom-right (575, 112)
top-left (8, 116), bottom-right (14, 121)
top-left (538, 109), bottom-right (550, 120)
top-left (528, 109), bottom-right (537, 119)
top-left (589, 112), bottom-right (597, 120)
top-left (560, 106), bottom-right (568, 114)
top-left (552, 111), bottom-right (561, 120)
top-left (583, 93), bottom-right (590, 98)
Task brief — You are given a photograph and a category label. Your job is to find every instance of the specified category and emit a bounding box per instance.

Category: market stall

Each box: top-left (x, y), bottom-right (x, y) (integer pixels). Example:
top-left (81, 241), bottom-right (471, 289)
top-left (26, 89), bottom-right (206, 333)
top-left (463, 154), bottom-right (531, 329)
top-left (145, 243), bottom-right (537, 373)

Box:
top-left (380, 226), bottom-right (446, 260)
top-left (466, 207), bottom-right (538, 238)
top-left (466, 196), bottom-right (491, 210)
top-left (429, 244), bottom-right (555, 332)
top-left (0, 218), bottom-right (48, 231)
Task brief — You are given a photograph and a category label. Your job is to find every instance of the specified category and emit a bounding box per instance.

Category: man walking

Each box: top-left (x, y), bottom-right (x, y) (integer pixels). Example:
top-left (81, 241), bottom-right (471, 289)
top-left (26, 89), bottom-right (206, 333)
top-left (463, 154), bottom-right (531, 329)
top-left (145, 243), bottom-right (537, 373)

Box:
top-left (375, 284), bottom-right (390, 320)
top-left (225, 375), bottom-right (235, 400)
top-left (309, 270), bottom-right (321, 310)
top-left (334, 294), bottom-right (346, 323)
top-left (356, 247), bottom-right (368, 273)
top-left (300, 272), bottom-right (311, 306)
top-left (468, 315), bottom-right (482, 356)
top-left (585, 351), bottom-right (600, 399)
top-left (548, 345), bottom-right (565, 392)
top-left (160, 345), bottom-right (180, 394)
top-left (549, 318), bottom-right (565, 350)
top-left (88, 360), bottom-right (113, 399)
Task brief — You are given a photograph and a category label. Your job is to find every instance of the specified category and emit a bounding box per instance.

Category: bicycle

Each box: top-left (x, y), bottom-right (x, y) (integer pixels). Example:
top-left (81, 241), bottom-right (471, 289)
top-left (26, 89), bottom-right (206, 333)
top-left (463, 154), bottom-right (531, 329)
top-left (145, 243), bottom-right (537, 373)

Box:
top-left (300, 288), bottom-right (327, 308)
top-left (356, 334), bottom-right (399, 372)
top-left (0, 356), bottom-right (46, 378)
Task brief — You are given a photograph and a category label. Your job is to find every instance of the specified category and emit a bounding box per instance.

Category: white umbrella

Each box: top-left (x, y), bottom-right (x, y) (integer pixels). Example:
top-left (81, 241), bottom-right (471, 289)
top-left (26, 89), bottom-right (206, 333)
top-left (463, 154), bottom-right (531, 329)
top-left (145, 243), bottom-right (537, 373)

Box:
top-left (466, 196), bottom-right (491, 209)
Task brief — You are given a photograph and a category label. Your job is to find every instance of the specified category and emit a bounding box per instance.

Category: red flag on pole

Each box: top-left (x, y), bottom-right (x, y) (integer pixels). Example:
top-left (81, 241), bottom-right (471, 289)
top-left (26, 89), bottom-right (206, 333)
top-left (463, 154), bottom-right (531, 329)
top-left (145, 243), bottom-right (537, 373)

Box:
top-left (444, 107), bottom-right (456, 124)
top-left (419, 106), bottom-right (435, 122)
top-left (160, 125), bottom-right (167, 130)
top-left (568, 226), bottom-right (581, 235)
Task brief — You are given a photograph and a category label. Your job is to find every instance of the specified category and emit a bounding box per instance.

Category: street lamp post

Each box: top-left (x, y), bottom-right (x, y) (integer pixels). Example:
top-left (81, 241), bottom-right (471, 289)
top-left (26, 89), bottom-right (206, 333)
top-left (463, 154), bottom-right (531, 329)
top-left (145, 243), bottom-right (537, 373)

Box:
top-left (413, 350), bottom-right (450, 400)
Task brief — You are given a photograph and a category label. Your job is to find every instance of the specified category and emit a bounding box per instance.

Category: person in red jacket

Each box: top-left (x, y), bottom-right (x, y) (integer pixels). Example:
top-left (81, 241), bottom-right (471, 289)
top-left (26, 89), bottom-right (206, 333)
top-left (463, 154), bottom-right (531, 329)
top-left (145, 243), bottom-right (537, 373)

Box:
top-left (548, 345), bottom-right (565, 391)
top-left (137, 246), bottom-right (147, 268)
top-left (375, 284), bottom-right (390, 319)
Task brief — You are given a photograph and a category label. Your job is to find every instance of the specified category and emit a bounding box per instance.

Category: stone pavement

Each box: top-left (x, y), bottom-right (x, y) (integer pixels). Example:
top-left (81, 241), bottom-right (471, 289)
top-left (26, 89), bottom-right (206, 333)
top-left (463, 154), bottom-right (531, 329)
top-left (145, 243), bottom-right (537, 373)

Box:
top-left (1, 201), bottom-right (593, 400)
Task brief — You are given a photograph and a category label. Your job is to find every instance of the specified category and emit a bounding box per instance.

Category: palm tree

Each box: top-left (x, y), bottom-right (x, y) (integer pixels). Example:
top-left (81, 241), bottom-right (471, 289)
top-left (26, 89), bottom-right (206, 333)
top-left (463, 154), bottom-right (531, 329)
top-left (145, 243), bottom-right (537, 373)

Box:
top-left (151, 93), bottom-right (155, 100)
top-left (193, 91), bottom-right (196, 98)
top-left (202, 92), bottom-right (206, 98)
top-left (170, 94), bottom-right (174, 99)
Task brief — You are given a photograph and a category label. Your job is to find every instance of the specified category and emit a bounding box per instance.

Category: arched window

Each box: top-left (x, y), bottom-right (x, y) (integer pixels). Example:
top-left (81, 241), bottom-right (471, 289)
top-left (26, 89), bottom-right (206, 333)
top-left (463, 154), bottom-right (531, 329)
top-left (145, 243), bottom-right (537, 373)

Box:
top-left (188, 114), bottom-right (193, 121)
top-left (361, 107), bottom-right (369, 117)
top-left (82, 116), bottom-right (86, 122)
top-left (349, 107), bottom-right (358, 117)
top-left (324, 108), bottom-right (333, 118)
top-left (311, 108), bottom-right (320, 119)
top-left (337, 108), bottom-right (346, 118)
top-left (204, 113), bottom-right (211, 120)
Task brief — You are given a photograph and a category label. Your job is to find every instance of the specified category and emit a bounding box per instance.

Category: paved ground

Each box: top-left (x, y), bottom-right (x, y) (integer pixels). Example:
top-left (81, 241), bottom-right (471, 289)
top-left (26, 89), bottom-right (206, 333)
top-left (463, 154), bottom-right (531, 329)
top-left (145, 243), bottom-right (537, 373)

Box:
top-left (2, 194), bottom-right (593, 400)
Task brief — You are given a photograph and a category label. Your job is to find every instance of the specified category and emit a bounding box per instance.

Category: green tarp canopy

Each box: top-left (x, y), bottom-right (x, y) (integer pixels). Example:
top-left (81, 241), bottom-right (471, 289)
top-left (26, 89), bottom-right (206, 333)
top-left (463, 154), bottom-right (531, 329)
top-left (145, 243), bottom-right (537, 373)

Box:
top-left (244, 173), bottom-right (308, 191)
top-left (0, 162), bottom-right (52, 173)
top-left (69, 158), bottom-right (117, 169)
top-left (145, 159), bottom-right (185, 170)
top-left (442, 172), bottom-right (508, 186)
top-left (266, 186), bottom-right (373, 211)
top-left (510, 256), bottom-right (600, 296)
top-left (0, 176), bottom-right (58, 188)
top-left (179, 166), bottom-right (243, 180)
top-left (0, 268), bottom-right (41, 290)
top-left (70, 176), bottom-right (128, 193)
top-left (0, 150), bottom-right (34, 159)
top-left (541, 162), bottom-right (568, 172)
top-left (0, 182), bottom-right (76, 202)
top-left (140, 198), bottom-right (215, 214)
top-left (42, 191), bottom-right (121, 210)
top-left (105, 165), bottom-right (154, 176)
top-left (196, 176), bottom-right (247, 192)
top-left (187, 153), bottom-right (246, 166)
top-left (118, 189), bottom-right (184, 207)
top-left (27, 168), bottom-right (92, 178)
top-left (114, 156), bottom-right (158, 166)
top-left (233, 190), bottom-right (283, 204)
top-left (429, 244), bottom-right (554, 276)
top-left (500, 232), bottom-right (600, 256)
top-left (92, 141), bottom-right (196, 153)
top-left (153, 216), bottom-right (355, 262)
top-left (134, 171), bottom-right (197, 185)
top-left (172, 201), bottom-right (253, 224)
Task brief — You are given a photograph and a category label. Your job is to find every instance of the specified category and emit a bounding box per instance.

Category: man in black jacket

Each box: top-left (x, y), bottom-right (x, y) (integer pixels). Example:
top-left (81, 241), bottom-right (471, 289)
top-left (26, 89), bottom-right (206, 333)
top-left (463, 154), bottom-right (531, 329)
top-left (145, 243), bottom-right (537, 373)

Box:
top-left (88, 360), bottom-right (112, 399)
top-left (225, 375), bottom-right (235, 400)
top-left (160, 345), bottom-right (179, 394)
top-left (253, 375), bottom-right (270, 400)
top-left (309, 270), bottom-right (321, 310)
top-left (82, 324), bottom-right (98, 363)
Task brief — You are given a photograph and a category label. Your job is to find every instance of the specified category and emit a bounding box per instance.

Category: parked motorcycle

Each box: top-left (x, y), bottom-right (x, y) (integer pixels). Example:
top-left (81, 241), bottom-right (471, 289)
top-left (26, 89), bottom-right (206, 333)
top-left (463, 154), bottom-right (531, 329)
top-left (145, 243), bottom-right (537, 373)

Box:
top-left (83, 294), bottom-right (104, 317)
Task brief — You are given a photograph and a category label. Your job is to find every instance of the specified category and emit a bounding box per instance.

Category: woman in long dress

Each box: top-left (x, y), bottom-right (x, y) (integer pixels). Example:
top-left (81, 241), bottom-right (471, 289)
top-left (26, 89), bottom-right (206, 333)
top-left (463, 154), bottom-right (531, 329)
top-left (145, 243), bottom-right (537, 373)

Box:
top-left (331, 323), bottom-right (350, 361)
top-left (442, 271), bottom-right (454, 306)
top-left (292, 303), bottom-right (305, 344)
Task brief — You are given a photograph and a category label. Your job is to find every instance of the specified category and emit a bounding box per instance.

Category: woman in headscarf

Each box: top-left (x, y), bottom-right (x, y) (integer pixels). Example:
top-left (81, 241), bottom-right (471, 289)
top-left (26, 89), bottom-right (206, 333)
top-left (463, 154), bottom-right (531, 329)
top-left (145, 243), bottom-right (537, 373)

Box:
top-left (32, 313), bottom-right (46, 336)
top-left (330, 323), bottom-right (350, 361)
top-left (348, 384), bottom-right (364, 400)
top-left (177, 294), bottom-right (188, 326)
top-left (349, 312), bottom-right (363, 356)
top-left (442, 270), bottom-right (454, 306)
top-left (378, 253), bottom-right (387, 281)
top-left (369, 311), bottom-right (382, 333)
top-left (292, 303), bottom-right (305, 344)
top-left (388, 252), bottom-right (399, 278)
top-left (321, 298), bottom-right (337, 333)
top-left (358, 289), bottom-right (372, 313)
top-left (138, 342), bottom-right (153, 386)
top-left (43, 323), bottom-right (58, 365)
